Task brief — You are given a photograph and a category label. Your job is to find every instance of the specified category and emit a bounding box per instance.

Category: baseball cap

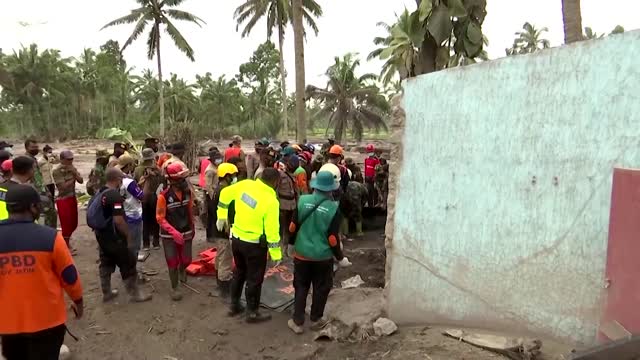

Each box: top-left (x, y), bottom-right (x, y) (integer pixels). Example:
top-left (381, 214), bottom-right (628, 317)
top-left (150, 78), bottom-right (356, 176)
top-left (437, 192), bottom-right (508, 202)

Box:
top-left (1, 159), bottom-right (12, 172)
top-left (116, 154), bottom-right (135, 169)
top-left (60, 150), bottom-right (74, 160)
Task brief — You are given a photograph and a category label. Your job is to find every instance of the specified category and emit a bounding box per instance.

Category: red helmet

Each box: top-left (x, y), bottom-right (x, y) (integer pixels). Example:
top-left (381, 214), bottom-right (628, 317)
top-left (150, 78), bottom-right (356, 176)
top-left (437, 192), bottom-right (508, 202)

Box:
top-left (166, 162), bottom-right (189, 180)
top-left (366, 144), bottom-right (375, 153)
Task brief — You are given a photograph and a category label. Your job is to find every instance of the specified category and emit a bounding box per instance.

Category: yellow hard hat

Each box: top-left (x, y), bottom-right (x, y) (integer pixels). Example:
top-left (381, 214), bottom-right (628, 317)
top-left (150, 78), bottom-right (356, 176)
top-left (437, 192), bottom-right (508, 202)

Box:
top-left (217, 163), bottom-right (238, 178)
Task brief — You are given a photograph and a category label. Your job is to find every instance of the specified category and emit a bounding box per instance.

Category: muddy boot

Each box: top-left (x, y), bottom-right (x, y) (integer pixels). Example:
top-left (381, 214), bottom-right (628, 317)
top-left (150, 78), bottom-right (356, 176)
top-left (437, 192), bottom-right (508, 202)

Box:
top-left (169, 268), bottom-right (183, 301)
top-left (246, 290), bottom-right (271, 324)
top-left (125, 276), bottom-right (152, 303)
top-left (179, 266), bottom-right (188, 284)
top-left (100, 275), bottom-right (119, 303)
top-left (355, 221), bottom-right (364, 237)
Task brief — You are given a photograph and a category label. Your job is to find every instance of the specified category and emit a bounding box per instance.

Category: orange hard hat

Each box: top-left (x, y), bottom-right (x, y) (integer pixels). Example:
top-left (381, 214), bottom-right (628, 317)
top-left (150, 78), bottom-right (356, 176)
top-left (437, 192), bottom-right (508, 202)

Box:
top-left (166, 162), bottom-right (189, 179)
top-left (329, 145), bottom-right (343, 156)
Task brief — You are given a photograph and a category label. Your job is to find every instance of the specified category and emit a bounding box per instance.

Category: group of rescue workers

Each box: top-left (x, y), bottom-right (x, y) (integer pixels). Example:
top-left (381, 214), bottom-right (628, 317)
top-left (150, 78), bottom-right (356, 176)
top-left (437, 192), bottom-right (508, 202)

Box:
top-left (0, 135), bottom-right (390, 359)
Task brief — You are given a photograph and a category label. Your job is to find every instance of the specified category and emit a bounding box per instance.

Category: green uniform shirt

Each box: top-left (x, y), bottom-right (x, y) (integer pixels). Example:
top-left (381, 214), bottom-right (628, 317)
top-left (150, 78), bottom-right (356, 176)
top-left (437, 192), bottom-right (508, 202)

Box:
top-left (294, 193), bottom-right (339, 261)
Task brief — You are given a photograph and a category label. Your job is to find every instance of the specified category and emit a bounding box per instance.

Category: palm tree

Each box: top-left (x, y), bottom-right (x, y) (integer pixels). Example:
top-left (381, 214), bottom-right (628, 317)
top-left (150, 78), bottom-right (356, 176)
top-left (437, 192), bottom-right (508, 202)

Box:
top-left (291, 0), bottom-right (306, 143)
top-left (562, 0), bottom-right (583, 44)
top-left (306, 54), bottom-right (390, 142)
top-left (368, 9), bottom-right (424, 84)
top-left (102, 0), bottom-right (205, 138)
top-left (505, 22), bottom-right (551, 56)
top-left (234, 0), bottom-right (322, 140)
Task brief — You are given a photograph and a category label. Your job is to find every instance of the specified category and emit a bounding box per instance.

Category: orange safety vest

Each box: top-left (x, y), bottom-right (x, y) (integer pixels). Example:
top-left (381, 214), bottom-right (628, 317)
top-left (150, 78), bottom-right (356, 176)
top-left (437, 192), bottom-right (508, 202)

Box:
top-left (224, 147), bottom-right (242, 162)
top-left (198, 158), bottom-right (211, 188)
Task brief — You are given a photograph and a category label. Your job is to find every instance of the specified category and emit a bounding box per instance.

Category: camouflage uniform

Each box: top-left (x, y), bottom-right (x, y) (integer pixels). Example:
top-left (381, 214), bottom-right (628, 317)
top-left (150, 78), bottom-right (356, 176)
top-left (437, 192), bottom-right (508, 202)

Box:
top-left (345, 158), bottom-right (364, 183)
top-left (87, 150), bottom-right (109, 196)
top-left (374, 163), bottom-right (389, 209)
top-left (28, 154), bottom-right (57, 228)
top-left (341, 181), bottom-right (368, 236)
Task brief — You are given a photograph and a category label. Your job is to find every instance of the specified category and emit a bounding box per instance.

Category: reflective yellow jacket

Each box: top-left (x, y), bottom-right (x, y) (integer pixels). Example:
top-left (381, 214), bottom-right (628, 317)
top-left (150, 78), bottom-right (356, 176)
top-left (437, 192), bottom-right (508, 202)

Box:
top-left (217, 179), bottom-right (281, 261)
top-left (0, 186), bottom-right (7, 221)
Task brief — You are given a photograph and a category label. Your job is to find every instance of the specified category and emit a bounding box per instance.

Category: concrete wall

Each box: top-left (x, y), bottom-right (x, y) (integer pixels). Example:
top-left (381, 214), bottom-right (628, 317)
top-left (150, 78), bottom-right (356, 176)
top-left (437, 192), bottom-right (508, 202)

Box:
top-left (386, 30), bottom-right (640, 345)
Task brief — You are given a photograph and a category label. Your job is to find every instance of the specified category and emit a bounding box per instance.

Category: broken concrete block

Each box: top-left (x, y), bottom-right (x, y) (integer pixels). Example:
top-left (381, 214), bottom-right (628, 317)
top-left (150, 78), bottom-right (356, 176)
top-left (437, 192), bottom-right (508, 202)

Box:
top-left (341, 275), bottom-right (365, 289)
top-left (373, 317), bottom-right (398, 336)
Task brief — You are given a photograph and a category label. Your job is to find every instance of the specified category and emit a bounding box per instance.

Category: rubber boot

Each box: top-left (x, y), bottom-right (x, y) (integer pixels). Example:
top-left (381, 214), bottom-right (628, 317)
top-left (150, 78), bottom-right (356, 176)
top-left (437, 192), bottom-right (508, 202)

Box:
top-left (169, 268), bottom-right (183, 301)
top-left (179, 265), bottom-right (188, 284)
top-left (340, 218), bottom-right (349, 235)
top-left (219, 280), bottom-right (231, 300)
top-left (100, 274), bottom-right (119, 303)
top-left (355, 221), bottom-right (365, 237)
top-left (246, 288), bottom-right (271, 323)
top-left (125, 276), bottom-right (152, 302)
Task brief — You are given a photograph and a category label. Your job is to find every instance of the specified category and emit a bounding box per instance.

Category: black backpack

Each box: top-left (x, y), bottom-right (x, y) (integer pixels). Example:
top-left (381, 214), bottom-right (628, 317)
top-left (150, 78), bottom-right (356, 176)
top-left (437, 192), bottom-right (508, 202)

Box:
top-left (86, 190), bottom-right (110, 230)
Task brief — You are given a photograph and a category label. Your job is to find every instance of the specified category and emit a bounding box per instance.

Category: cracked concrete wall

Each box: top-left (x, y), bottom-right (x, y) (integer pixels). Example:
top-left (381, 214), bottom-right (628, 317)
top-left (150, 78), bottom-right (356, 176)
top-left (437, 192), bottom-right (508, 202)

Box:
top-left (385, 30), bottom-right (640, 345)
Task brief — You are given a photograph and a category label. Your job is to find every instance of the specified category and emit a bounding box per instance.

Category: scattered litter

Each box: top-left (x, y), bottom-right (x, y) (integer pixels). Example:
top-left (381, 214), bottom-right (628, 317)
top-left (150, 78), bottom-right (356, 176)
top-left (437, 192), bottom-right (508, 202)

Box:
top-left (182, 283), bottom-right (201, 294)
top-left (137, 252), bottom-right (150, 262)
top-left (185, 248), bottom-right (219, 276)
top-left (373, 318), bottom-right (397, 337)
top-left (341, 275), bottom-right (365, 289)
top-left (444, 329), bottom-right (542, 360)
top-left (313, 321), bottom-right (356, 342)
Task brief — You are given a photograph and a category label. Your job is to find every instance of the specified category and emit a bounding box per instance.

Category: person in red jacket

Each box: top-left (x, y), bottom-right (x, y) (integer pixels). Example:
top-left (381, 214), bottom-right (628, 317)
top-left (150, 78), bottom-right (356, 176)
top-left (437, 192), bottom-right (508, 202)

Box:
top-left (364, 144), bottom-right (380, 208)
top-left (224, 135), bottom-right (245, 162)
top-left (0, 184), bottom-right (83, 360)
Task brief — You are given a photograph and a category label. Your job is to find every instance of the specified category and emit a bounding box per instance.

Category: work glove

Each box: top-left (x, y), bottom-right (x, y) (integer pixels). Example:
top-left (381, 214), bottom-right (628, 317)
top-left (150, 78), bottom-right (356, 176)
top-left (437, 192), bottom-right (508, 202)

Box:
top-left (167, 227), bottom-right (184, 245)
top-left (338, 257), bottom-right (352, 268)
top-left (216, 219), bottom-right (226, 232)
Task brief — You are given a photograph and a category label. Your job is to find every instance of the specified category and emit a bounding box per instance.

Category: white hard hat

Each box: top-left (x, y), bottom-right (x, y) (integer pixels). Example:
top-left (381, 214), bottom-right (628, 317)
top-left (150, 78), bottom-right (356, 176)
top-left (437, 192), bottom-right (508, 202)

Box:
top-left (320, 163), bottom-right (341, 182)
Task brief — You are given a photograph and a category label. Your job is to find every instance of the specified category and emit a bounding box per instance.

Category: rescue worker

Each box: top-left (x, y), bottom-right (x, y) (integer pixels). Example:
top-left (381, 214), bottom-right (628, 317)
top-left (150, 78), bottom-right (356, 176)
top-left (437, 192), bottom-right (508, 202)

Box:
top-left (53, 150), bottom-right (83, 251)
top-left (224, 135), bottom-right (244, 162)
top-left (108, 142), bottom-right (128, 168)
top-left (86, 149), bottom-right (110, 196)
top-left (94, 168), bottom-right (152, 303)
top-left (277, 154), bottom-right (300, 256)
top-left (24, 138), bottom-right (56, 228)
top-left (217, 168), bottom-right (282, 322)
top-left (135, 148), bottom-right (164, 250)
top-left (327, 145), bottom-right (349, 192)
top-left (116, 154), bottom-right (144, 259)
top-left (160, 143), bottom-right (187, 174)
top-left (228, 156), bottom-right (248, 181)
top-left (0, 140), bottom-right (13, 154)
top-left (293, 155), bottom-right (309, 194)
top-left (343, 180), bottom-right (368, 237)
top-left (254, 147), bottom-right (277, 180)
top-left (246, 138), bottom-right (269, 179)
top-left (209, 163), bottom-right (239, 298)
top-left (156, 163), bottom-right (195, 301)
top-left (144, 137), bottom-right (160, 153)
top-left (287, 171), bottom-right (352, 334)
top-left (319, 135), bottom-right (336, 158)
top-left (1, 156), bottom-right (36, 221)
top-left (204, 150), bottom-right (223, 242)
top-left (364, 144), bottom-right (380, 208)
top-left (375, 159), bottom-right (389, 210)
top-left (0, 184), bottom-right (84, 360)
top-left (1, 158), bottom-right (11, 184)
top-left (39, 145), bottom-right (58, 200)
top-left (345, 158), bottom-right (364, 183)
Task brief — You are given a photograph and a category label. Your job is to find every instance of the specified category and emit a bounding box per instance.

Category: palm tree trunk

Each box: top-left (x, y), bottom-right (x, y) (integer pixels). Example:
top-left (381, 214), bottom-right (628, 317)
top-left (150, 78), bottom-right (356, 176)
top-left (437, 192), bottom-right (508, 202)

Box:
top-left (292, 0), bottom-right (306, 143)
top-left (277, 23), bottom-right (289, 140)
top-left (562, 0), bottom-right (583, 43)
top-left (156, 24), bottom-right (166, 139)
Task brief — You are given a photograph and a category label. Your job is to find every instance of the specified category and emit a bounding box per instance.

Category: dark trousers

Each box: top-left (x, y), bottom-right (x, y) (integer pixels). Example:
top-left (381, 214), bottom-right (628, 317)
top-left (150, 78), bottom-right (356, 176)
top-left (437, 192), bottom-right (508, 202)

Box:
top-left (205, 194), bottom-right (217, 240)
top-left (292, 258), bottom-right (334, 326)
top-left (1, 324), bottom-right (66, 360)
top-left (97, 235), bottom-right (137, 281)
top-left (142, 199), bottom-right (159, 248)
top-left (230, 238), bottom-right (267, 311)
top-left (365, 176), bottom-right (377, 207)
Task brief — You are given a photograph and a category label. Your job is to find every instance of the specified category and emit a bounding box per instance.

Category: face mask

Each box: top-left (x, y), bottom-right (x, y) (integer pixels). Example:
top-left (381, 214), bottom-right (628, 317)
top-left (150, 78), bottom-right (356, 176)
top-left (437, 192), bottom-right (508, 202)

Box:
top-left (368, 153), bottom-right (375, 157)
top-left (231, 177), bottom-right (238, 185)
top-left (214, 159), bottom-right (223, 165)
top-left (28, 149), bottom-right (39, 156)
top-left (178, 179), bottom-right (189, 190)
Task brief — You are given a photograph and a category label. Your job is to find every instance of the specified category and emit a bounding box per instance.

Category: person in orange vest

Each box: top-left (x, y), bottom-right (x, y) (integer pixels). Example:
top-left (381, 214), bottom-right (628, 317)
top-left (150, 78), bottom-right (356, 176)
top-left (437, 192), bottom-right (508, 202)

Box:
top-left (224, 135), bottom-right (245, 162)
top-left (0, 184), bottom-right (83, 360)
top-left (156, 162), bottom-right (195, 301)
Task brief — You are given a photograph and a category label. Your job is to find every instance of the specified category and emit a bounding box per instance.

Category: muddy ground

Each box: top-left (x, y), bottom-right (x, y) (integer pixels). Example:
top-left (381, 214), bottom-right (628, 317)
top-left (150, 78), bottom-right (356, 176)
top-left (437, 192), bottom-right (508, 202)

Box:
top-left (5, 139), bottom-right (569, 359)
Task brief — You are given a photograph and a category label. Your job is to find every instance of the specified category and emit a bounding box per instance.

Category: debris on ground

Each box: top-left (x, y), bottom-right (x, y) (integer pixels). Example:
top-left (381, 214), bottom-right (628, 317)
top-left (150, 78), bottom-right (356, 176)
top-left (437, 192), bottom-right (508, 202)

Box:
top-left (373, 318), bottom-right (398, 337)
top-left (444, 329), bottom-right (542, 360)
top-left (341, 275), bottom-right (365, 289)
top-left (59, 344), bottom-right (71, 360)
top-left (321, 288), bottom-right (384, 326)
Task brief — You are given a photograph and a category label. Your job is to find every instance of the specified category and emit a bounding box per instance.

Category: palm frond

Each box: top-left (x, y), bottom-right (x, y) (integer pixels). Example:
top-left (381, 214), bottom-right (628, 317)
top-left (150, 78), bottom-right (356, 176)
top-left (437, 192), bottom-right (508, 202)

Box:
top-left (122, 17), bottom-right (151, 52)
top-left (146, 26), bottom-right (159, 60)
top-left (163, 18), bottom-right (195, 61)
top-left (165, 9), bottom-right (206, 26)
top-left (101, 8), bottom-right (146, 29)
top-left (160, 0), bottom-right (187, 6)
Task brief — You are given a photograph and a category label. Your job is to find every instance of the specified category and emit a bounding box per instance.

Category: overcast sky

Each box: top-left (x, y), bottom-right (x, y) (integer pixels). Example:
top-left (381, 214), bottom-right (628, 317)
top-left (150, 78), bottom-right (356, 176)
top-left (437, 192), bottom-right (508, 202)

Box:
top-left (1, 0), bottom-right (639, 89)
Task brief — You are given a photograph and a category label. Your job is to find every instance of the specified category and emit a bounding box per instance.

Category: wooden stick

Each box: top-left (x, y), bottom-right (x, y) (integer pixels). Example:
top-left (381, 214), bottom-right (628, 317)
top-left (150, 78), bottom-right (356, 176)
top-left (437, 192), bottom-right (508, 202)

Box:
top-left (182, 283), bottom-right (201, 294)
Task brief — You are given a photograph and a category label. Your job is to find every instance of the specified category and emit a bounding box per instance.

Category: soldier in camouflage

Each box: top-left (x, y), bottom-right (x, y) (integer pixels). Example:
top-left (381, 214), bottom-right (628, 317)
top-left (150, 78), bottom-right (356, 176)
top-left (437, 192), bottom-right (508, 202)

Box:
top-left (342, 180), bottom-right (368, 237)
top-left (374, 158), bottom-right (389, 210)
top-left (87, 149), bottom-right (110, 196)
